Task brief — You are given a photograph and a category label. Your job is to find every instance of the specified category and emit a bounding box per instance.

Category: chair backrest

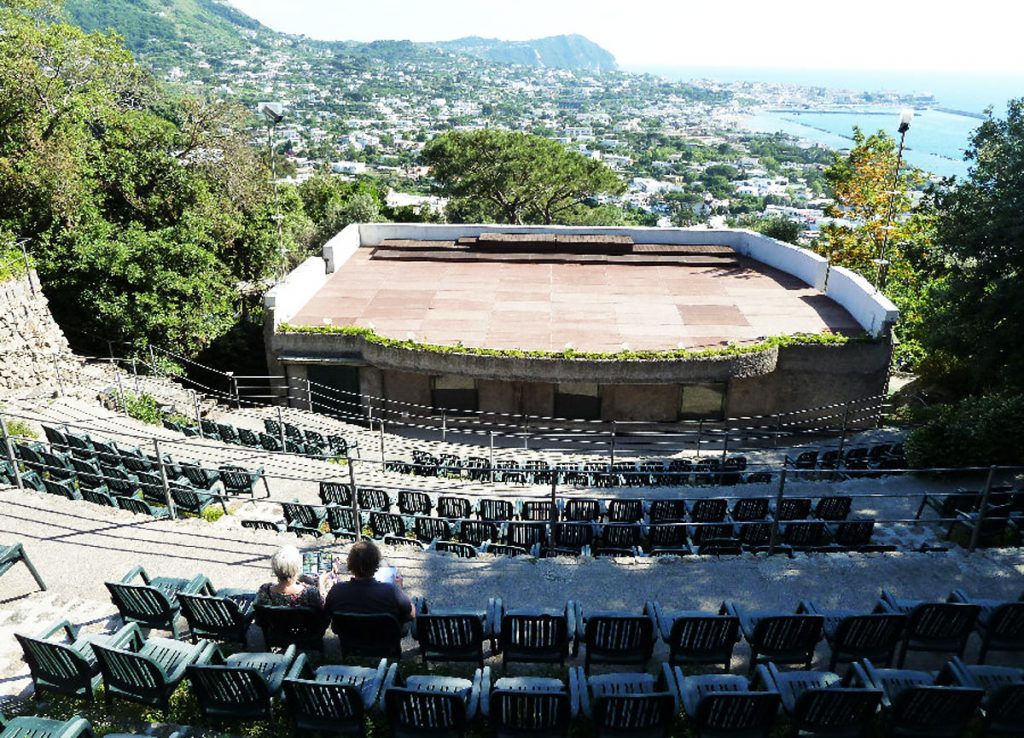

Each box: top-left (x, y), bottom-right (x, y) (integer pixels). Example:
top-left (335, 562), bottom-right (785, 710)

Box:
top-left (731, 497), bottom-right (769, 521)
top-left (832, 613), bottom-right (906, 665)
top-left (592, 692), bottom-right (677, 738)
top-left (216, 424), bottom-right (240, 443)
top-left (649, 499), bottom-right (687, 523)
top-left (43, 478), bottom-right (79, 501)
top-left (385, 687), bottom-right (467, 737)
top-left (815, 496), bottom-right (852, 521)
top-left (370, 511), bottom-right (407, 538)
top-left (479, 498), bottom-right (515, 521)
top-left (417, 614), bottom-right (484, 663)
top-left (601, 524), bottom-right (642, 549)
top-left (326, 505), bottom-right (358, 535)
top-left (606, 499), bottom-right (644, 523)
top-left (319, 481), bottom-right (352, 506)
top-left (187, 664), bottom-right (272, 719)
top-left (105, 581), bottom-right (175, 628)
top-left (521, 500), bottom-right (555, 521)
top-left (181, 462), bottom-right (215, 489)
top-left (116, 496), bottom-right (161, 517)
top-left (906, 603), bottom-right (980, 643)
top-left (792, 688), bottom-right (882, 734)
top-left (750, 615), bottom-right (823, 661)
top-left (282, 502), bottom-right (326, 531)
top-left (40, 450), bottom-right (74, 479)
top-left (737, 522), bottom-right (772, 547)
top-left (435, 541), bottom-right (477, 558)
top-left (219, 465), bottom-right (258, 493)
top-left (782, 521), bottom-right (827, 547)
top-left (14, 633), bottom-right (95, 698)
top-left (170, 485), bottom-right (205, 513)
top-left (459, 520), bottom-right (498, 547)
top-left (331, 612), bottom-right (403, 659)
top-left (92, 644), bottom-right (168, 702)
top-left (200, 419), bottom-right (221, 440)
top-left (833, 520), bottom-right (876, 547)
top-left (500, 612), bottom-right (569, 664)
top-left (888, 686), bottom-right (984, 734)
top-left (689, 498), bottom-right (728, 522)
top-left (437, 496), bottom-right (471, 519)
top-left (508, 522), bottom-right (548, 548)
top-left (358, 487), bottom-right (392, 512)
top-left (988, 601), bottom-right (1024, 641)
top-left (775, 498), bottom-right (812, 521)
top-left (585, 615), bottom-right (654, 666)
top-left (81, 487), bottom-right (116, 507)
top-left (178, 593), bottom-right (248, 640)
top-left (41, 424), bottom-right (69, 449)
top-left (791, 450), bottom-right (818, 469)
top-left (399, 490), bottom-right (432, 515)
top-left (70, 457), bottom-right (104, 490)
top-left (689, 522), bottom-right (734, 545)
top-left (414, 516), bottom-right (452, 542)
top-left (552, 522), bottom-right (593, 549)
top-left (490, 689), bottom-right (570, 737)
top-left (667, 615), bottom-right (739, 665)
top-left (563, 498), bottom-right (601, 522)
top-left (284, 678), bottom-right (365, 733)
top-left (694, 691), bottom-right (780, 736)
top-left (649, 524), bottom-right (689, 549)
top-left (254, 604), bottom-right (326, 651)
top-left (237, 428), bottom-right (260, 447)
top-left (986, 682), bottom-right (1024, 734)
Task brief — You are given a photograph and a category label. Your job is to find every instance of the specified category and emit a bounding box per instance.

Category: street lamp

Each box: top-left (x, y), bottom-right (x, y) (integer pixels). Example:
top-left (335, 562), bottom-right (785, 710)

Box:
top-left (874, 108), bottom-right (913, 291)
top-left (257, 102), bottom-right (286, 275)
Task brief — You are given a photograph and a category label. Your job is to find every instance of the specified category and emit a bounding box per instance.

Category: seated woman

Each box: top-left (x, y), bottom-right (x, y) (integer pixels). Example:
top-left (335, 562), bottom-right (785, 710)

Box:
top-left (256, 545), bottom-right (330, 609)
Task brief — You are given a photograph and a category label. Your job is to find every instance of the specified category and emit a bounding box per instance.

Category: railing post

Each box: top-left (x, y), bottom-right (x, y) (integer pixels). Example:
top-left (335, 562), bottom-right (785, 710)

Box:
top-left (609, 421), bottom-right (616, 469)
top-left (192, 391), bottom-right (204, 438)
top-left (347, 454), bottom-right (361, 539)
top-left (306, 378), bottom-right (313, 413)
top-left (523, 415), bottom-right (529, 450)
top-left (19, 240), bottom-right (34, 295)
top-left (836, 405), bottom-right (850, 459)
top-left (442, 410), bottom-right (447, 443)
top-left (721, 431), bottom-right (729, 461)
top-left (1, 416), bottom-right (25, 490)
top-left (131, 358), bottom-right (140, 395)
top-left (768, 467), bottom-right (788, 556)
top-left (379, 421), bottom-right (386, 467)
top-left (773, 414), bottom-right (783, 449)
top-left (550, 468), bottom-right (559, 536)
top-left (277, 406), bottom-right (287, 450)
top-left (696, 419), bottom-right (703, 457)
top-left (114, 369), bottom-right (127, 415)
top-left (488, 431), bottom-right (495, 483)
top-left (153, 439), bottom-right (176, 520)
top-left (228, 372), bottom-right (239, 409)
top-left (968, 465), bottom-right (998, 553)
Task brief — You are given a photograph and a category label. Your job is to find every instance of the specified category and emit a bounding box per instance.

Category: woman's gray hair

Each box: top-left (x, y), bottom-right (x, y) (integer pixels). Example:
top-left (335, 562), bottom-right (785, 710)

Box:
top-left (270, 546), bottom-right (302, 581)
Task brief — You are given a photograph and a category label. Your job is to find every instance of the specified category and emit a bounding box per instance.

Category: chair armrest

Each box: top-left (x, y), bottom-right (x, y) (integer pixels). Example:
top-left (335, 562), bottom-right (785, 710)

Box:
top-left (38, 619), bottom-right (77, 641)
top-left (752, 664), bottom-right (776, 691)
top-left (565, 600), bottom-right (578, 645)
top-left (281, 643), bottom-right (298, 666)
top-left (569, 665), bottom-right (589, 718)
top-left (381, 661), bottom-right (399, 696)
top-left (849, 660), bottom-right (877, 689)
top-left (286, 652), bottom-right (308, 681)
top-left (121, 565), bottom-right (149, 584)
top-left (479, 665), bottom-right (491, 718)
top-left (659, 663), bottom-right (680, 711)
top-left (184, 574), bottom-right (215, 596)
top-left (192, 640), bottom-right (219, 667)
top-left (947, 589), bottom-right (969, 604)
top-left (466, 666), bottom-right (483, 721)
top-left (111, 622), bottom-right (145, 650)
top-left (54, 717), bottom-right (94, 738)
top-left (643, 600), bottom-right (662, 630)
top-left (796, 599), bottom-right (820, 615)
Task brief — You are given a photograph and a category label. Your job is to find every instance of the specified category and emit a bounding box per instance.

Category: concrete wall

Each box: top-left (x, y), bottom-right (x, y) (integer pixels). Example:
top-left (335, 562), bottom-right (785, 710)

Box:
top-left (264, 256), bottom-right (330, 328)
top-left (0, 272), bottom-right (82, 391)
top-left (381, 369), bottom-right (432, 410)
top-left (323, 224), bottom-right (362, 274)
top-left (601, 384), bottom-right (681, 422)
top-left (825, 265), bottom-right (899, 337)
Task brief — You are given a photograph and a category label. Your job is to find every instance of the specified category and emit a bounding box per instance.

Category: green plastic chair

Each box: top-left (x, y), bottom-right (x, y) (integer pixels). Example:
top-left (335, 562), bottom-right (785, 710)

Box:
top-left (0, 543), bottom-right (46, 591)
top-left (186, 644), bottom-right (306, 725)
top-left (169, 481), bottom-right (226, 517)
top-left (178, 591), bottom-right (257, 646)
top-left (283, 657), bottom-right (390, 737)
top-left (218, 464), bottom-right (268, 498)
top-left (15, 620), bottom-right (141, 702)
top-left (0, 714), bottom-right (95, 738)
top-left (92, 634), bottom-right (216, 713)
top-left (43, 478), bottom-right (82, 502)
top-left (115, 495), bottom-right (170, 519)
top-left (104, 566), bottom-right (215, 638)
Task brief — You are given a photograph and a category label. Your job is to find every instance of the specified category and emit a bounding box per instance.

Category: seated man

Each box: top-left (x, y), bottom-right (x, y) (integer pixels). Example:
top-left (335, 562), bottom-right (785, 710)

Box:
top-left (325, 540), bottom-right (416, 629)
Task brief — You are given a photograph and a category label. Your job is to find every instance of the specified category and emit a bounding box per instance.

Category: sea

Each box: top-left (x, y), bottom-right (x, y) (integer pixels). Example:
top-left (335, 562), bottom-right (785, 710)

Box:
top-left (624, 65), bottom-right (1024, 180)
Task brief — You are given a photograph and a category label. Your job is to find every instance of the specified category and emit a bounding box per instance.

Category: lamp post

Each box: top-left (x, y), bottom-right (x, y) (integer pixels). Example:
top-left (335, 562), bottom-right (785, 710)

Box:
top-left (874, 108), bottom-right (913, 292)
top-left (257, 102), bottom-right (286, 276)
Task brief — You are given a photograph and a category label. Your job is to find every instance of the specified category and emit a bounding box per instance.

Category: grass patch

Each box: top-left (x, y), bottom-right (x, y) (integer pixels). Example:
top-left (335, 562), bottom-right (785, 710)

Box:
top-left (1, 417), bottom-right (38, 440)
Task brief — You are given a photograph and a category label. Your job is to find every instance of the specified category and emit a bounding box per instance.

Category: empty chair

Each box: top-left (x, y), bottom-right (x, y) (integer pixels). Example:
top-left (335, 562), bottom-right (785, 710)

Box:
top-left (186, 644), bottom-right (304, 726)
top-left (15, 619), bottom-right (140, 702)
top-left (0, 715), bottom-right (95, 738)
top-left (546, 522), bottom-right (593, 556)
top-left (506, 521), bottom-right (548, 553)
top-left (606, 498), bottom-right (644, 523)
top-left (755, 661), bottom-right (881, 738)
top-left (647, 524), bottom-right (692, 556)
top-left (0, 542), bottom-right (46, 591)
top-left (948, 590), bottom-right (1024, 663)
top-left (437, 495), bottom-right (472, 519)
top-left (369, 511), bottom-right (407, 540)
top-left (40, 449), bottom-right (75, 481)
top-left (798, 600), bottom-right (906, 671)
top-left (574, 665), bottom-right (679, 738)
top-left (676, 669), bottom-right (781, 738)
top-left (785, 450), bottom-right (819, 470)
top-left (70, 457), bottom-right (110, 493)
top-left (814, 495), bottom-right (852, 521)
top-left (170, 482), bottom-right (227, 518)
top-left (483, 670), bottom-right (573, 738)
top-left (521, 500), bottom-right (556, 521)
top-left (116, 495), bottom-right (170, 519)
top-left (595, 523), bottom-right (643, 556)
top-left (93, 630), bottom-right (217, 713)
top-left (434, 541), bottom-right (477, 558)
top-left (398, 490), bottom-right (433, 516)
top-left (878, 590), bottom-right (980, 666)
top-left (780, 520), bottom-right (829, 551)
top-left (459, 520), bottom-right (500, 547)
top-left (199, 419), bottom-right (222, 441)
top-left (414, 516), bottom-right (453, 543)
top-left (689, 522), bottom-right (735, 547)
top-left (216, 423), bottom-right (241, 445)
top-left (730, 497), bottom-right (770, 522)
top-left (303, 429), bottom-right (330, 457)
top-left (181, 461), bottom-right (223, 492)
top-left (647, 602), bottom-right (740, 671)
top-left (774, 497), bottom-right (813, 521)
top-left (415, 607), bottom-right (491, 666)
top-left (281, 502), bottom-right (328, 537)
top-left (100, 464), bottom-right (140, 498)
top-left (320, 480), bottom-right (353, 506)
top-left (945, 658), bottom-right (1024, 737)
top-left (63, 430), bottom-right (95, 460)
top-left (385, 668), bottom-right (484, 738)
top-left (326, 505), bottom-right (360, 540)
top-left (358, 487), bottom-right (392, 512)
top-left (915, 489), bottom-right (982, 521)
top-left (41, 424), bottom-right (70, 451)
top-left (43, 477), bottom-right (82, 501)
top-left (562, 497), bottom-right (602, 522)
top-left (105, 566), bottom-right (216, 638)
top-left (689, 498), bottom-right (729, 523)
top-left (947, 503), bottom-right (1019, 548)
top-left (830, 519), bottom-right (893, 552)
top-left (722, 602), bottom-right (823, 672)
top-left (649, 498), bottom-right (687, 523)
top-left (237, 427), bottom-right (261, 447)
top-left (282, 658), bottom-right (390, 738)
top-left (841, 447), bottom-right (869, 471)
top-left (478, 497), bottom-right (516, 521)
top-left (219, 465), bottom-right (267, 498)
top-left (254, 604), bottom-right (329, 652)
top-left (579, 609), bottom-right (656, 673)
top-left (498, 602), bottom-right (577, 667)
top-left (851, 659), bottom-right (984, 738)
top-left (737, 522), bottom-right (773, 551)
top-left (178, 591), bottom-right (257, 647)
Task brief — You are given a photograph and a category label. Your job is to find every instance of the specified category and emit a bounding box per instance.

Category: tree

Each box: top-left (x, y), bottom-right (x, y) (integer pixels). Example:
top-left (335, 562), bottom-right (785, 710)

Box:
top-left (421, 129), bottom-right (625, 225)
top-left (920, 100), bottom-right (1024, 392)
top-left (755, 216), bottom-right (802, 244)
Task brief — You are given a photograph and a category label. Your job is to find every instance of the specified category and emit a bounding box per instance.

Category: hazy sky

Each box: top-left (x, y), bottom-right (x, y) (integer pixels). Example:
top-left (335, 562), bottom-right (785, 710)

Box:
top-left (228, 0), bottom-right (1024, 73)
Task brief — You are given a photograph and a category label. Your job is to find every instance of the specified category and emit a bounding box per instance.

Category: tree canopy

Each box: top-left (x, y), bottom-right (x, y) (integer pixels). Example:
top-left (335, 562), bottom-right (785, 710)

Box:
top-left (422, 129), bottom-right (625, 225)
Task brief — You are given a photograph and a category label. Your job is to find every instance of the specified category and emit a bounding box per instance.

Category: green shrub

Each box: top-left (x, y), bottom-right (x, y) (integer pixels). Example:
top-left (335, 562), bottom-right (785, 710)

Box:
top-left (905, 391), bottom-right (1024, 468)
top-left (1, 417), bottom-right (37, 440)
top-left (123, 392), bottom-right (162, 425)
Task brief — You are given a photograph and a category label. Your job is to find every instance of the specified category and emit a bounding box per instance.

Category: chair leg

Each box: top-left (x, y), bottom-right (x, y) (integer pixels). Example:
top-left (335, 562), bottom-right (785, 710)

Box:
top-left (18, 547), bottom-right (47, 591)
top-left (914, 497), bottom-right (928, 521)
